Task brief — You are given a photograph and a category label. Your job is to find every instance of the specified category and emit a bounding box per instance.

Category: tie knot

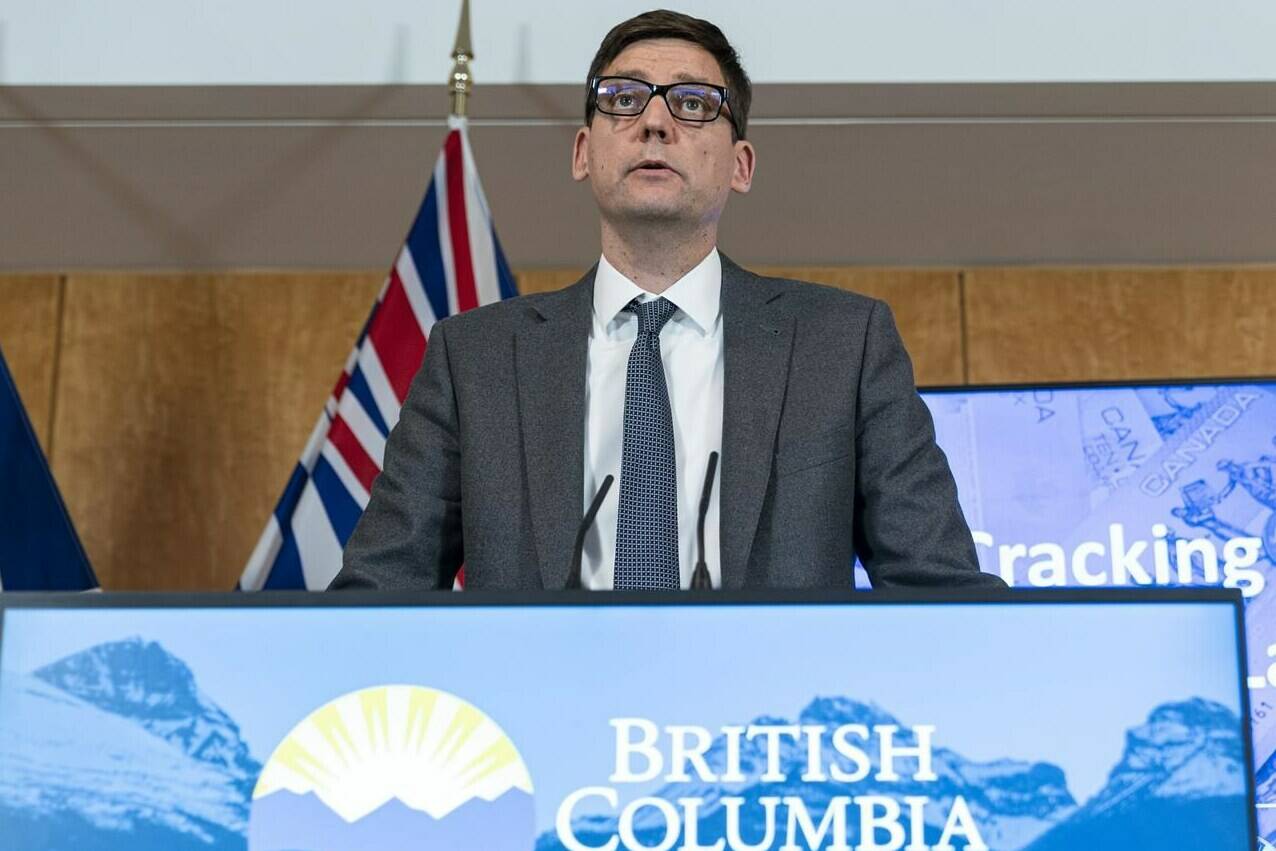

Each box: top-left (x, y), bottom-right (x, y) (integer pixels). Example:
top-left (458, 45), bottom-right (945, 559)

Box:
top-left (626, 297), bottom-right (678, 336)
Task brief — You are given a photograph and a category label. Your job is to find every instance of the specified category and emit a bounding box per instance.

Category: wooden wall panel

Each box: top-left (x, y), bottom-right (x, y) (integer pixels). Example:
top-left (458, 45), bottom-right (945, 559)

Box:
top-left (517, 266), bottom-right (964, 386)
top-left (965, 267), bottom-right (1276, 383)
top-left (44, 264), bottom-right (1276, 591)
top-left (0, 275), bottom-right (62, 449)
top-left (755, 267), bottom-right (964, 387)
top-left (51, 272), bottom-right (383, 590)
top-left (515, 268), bottom-right (585, 295)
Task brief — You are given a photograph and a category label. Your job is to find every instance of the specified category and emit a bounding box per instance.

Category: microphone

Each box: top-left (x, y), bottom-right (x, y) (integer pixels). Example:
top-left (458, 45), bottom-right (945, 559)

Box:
top-left (691, 451), bottom-right (719, 590)
top-left (565, 475), bottom-right (615, 590)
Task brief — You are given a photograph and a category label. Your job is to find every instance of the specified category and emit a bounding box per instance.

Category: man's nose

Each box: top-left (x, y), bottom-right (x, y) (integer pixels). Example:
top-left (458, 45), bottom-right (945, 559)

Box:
top-left (638, 93), bottom-right (675, 140)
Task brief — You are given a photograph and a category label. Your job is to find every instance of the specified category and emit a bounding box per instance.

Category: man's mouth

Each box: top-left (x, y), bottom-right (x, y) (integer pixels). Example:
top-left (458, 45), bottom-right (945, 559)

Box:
top-left (631, 160), bottom-right (678, 175)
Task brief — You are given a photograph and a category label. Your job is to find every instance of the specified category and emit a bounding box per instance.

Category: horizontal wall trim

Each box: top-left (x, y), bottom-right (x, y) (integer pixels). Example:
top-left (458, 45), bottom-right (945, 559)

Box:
top-left (5, 82), bottom-right (1276, 121)
top-left (7, 115), bottom-right (1276, 130)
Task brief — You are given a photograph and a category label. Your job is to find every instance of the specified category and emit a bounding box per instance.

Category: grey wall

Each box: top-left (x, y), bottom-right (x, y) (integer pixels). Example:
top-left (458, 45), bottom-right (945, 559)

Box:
top-left (2, 82), bottom-right (1275, 270)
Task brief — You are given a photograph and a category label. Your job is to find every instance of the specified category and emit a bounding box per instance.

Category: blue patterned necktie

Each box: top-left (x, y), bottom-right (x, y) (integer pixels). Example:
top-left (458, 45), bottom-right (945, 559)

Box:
top-left (614, 297), bottom-right (680, 590)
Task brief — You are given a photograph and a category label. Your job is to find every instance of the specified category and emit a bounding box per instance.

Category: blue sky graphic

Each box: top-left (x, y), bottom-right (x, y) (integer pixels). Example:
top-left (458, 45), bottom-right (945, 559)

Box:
top-left (0, 601), bottom-right (1243, 833)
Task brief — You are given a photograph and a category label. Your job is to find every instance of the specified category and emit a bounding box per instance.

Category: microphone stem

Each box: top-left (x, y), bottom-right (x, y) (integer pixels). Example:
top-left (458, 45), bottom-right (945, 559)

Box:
top-left (566, 475), bottom-right (614, 590)
top-left (692, 452), bottom-right (719, 590)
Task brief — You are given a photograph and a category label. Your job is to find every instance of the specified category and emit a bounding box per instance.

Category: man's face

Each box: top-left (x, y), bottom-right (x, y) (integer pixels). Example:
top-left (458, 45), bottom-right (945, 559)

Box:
top-left (572, 38), bottom-right (755, 230)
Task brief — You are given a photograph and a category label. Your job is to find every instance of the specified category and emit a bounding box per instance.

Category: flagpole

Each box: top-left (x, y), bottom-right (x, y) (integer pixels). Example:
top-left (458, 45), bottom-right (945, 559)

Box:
top-left (449, 0), bottom-right (474, 118)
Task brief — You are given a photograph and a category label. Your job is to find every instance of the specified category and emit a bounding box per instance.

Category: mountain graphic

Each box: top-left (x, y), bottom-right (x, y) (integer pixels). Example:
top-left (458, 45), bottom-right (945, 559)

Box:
top-left (538, 696), bottom-right (1077, 851)
top-left (1255, 747), bottom-right (1276, 844)
top-left (34, 636), bottom-right (261, 801)
top-left (0, 639), bottom-right (257, 850)
top-left (1023, 698), bottom-right (1248, 850)
top-left (249, 787), bottom-right (535, 850)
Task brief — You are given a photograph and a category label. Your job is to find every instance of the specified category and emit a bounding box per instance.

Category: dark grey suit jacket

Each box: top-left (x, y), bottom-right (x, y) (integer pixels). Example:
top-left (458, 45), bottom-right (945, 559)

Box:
top-left (331, 255), bottom-right (1001, 591)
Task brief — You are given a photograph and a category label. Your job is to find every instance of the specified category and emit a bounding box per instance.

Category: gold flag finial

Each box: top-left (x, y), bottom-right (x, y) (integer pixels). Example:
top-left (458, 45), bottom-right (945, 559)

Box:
top-left (449, 0), bottom-right (474, 117)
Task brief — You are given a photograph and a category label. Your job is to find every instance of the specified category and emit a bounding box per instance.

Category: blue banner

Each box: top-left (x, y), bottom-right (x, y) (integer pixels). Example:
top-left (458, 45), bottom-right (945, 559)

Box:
top-left (0, 345), bottom-right (96, 591)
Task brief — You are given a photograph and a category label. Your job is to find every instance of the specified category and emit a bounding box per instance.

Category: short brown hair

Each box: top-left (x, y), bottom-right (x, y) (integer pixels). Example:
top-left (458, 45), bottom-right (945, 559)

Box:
top-left (584, 10), bottom-right (752, 140)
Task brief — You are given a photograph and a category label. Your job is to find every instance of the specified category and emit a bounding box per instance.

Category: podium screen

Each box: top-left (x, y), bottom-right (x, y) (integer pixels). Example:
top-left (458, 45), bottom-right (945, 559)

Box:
top-left (0, 592), bottom-right (1255, 850)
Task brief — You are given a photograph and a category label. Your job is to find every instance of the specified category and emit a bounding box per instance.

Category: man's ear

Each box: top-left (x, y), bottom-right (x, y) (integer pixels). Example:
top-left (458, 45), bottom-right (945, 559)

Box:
top-left (571, 126), bottom-right (591, 182)
top-left (730, 139), bottom-right (756, 194)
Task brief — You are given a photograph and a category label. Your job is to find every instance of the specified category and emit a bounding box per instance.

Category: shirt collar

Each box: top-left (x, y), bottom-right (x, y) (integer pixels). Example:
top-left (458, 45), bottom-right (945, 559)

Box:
top-left (593, 249), bottom-right (722, 336)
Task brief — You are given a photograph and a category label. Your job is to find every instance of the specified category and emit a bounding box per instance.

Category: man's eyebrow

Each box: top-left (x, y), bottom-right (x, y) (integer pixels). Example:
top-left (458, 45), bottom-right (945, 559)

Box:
top-left (670, 72), bottom-right (720, 83)
top-left (604, 69), bottom-right (722, 85)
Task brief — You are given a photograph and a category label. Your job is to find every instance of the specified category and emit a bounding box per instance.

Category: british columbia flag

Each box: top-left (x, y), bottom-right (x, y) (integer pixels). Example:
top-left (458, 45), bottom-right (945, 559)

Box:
top-left (238, 118), bottom-right (516, 590)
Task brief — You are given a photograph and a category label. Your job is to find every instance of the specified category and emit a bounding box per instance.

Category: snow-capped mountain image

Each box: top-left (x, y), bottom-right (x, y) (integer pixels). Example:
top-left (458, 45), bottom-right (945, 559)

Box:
top-left (33, 637), bottom-right (262, 801)
top-left (0, 639), bottom-right (257, 850)
top-left (1255, 749), bottom-right (1276, 844)
top-left (1025, 699), bottom-right (1249, 850)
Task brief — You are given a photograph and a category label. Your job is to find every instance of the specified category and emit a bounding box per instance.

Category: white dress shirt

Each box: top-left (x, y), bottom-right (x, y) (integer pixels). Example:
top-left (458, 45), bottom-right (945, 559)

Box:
top-left (581, 250), bottom-right (724, 590)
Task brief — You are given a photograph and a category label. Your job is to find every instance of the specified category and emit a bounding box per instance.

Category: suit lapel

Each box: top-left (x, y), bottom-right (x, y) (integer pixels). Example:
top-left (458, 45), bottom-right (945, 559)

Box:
top-left (515, 270), bottom-right (595, 590)
top-left (719, 256), bottom-right (792, 589)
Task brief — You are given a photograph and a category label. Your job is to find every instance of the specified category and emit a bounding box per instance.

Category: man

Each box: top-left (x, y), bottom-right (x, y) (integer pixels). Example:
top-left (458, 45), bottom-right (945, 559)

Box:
top-left (330, 10), bottom-right (1001, 591)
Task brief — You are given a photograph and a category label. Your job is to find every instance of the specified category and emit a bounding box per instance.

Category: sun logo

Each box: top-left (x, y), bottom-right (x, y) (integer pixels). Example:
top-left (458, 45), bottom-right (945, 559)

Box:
top-left (248, 685), bottom-right (535, 850)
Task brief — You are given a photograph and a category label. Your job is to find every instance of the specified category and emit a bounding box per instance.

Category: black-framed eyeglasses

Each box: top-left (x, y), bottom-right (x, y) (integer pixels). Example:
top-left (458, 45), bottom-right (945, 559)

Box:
top-left (589, 76), bottom-right (740, 138)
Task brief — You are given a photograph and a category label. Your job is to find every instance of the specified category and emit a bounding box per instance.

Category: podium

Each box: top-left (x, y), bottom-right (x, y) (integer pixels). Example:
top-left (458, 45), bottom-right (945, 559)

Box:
top-left (0, 588), bottom-right (1257, 850)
